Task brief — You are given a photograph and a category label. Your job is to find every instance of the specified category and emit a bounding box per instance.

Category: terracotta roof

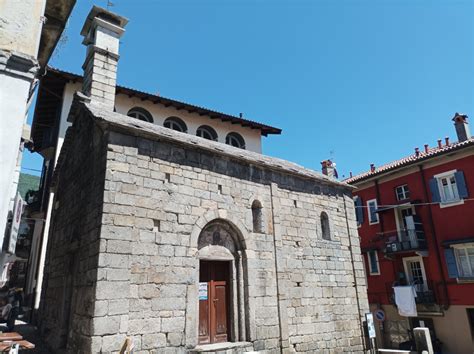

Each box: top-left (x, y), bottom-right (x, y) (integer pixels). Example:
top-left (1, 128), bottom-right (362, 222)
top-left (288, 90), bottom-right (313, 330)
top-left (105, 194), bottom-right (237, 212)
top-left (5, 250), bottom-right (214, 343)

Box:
top-left (45, 67), bottom-right (282, 136)
top-left (345, 138), bottom-right (474, 184)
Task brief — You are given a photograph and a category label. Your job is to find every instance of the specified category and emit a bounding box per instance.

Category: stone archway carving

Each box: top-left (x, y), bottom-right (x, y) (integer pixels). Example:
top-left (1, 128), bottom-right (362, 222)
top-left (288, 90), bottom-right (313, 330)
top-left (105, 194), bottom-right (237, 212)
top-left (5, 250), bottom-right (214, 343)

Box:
top-left (185, 213), bottom-right (251, 348)
top-left (190, 209), bottom-right (249, 253)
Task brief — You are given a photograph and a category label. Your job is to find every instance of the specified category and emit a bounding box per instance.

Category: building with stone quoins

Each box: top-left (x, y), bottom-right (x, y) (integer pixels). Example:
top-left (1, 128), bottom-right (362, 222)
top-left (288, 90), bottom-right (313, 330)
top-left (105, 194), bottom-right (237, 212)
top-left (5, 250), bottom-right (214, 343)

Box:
top-left (34, 7), bottom-right (369, 353)
top-left (347, 115), bottom-right (474, 354)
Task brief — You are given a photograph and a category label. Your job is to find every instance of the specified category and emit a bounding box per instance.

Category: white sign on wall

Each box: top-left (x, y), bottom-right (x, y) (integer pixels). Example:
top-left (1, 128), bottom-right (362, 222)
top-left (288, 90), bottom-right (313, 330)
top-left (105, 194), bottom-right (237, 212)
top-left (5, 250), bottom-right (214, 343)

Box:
top-left (8, 193), bottom-right (24, 254)
top-left (366, 313), bottom-right (376, 339)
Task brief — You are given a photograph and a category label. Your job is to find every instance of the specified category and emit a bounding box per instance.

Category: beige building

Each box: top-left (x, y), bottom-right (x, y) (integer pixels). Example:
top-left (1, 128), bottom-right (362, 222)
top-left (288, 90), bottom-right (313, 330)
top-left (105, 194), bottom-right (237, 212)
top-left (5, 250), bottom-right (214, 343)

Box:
top-left (0, 0), bottom-right (75, 279)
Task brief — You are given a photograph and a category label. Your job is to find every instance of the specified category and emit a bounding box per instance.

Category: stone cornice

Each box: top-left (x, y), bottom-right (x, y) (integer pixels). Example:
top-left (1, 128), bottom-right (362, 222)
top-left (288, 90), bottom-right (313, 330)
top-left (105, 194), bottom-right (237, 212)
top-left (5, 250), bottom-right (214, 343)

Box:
top-left (82, 98), bottom-right (352, 190)
top-left (0, 50), bottom-right (39, 81)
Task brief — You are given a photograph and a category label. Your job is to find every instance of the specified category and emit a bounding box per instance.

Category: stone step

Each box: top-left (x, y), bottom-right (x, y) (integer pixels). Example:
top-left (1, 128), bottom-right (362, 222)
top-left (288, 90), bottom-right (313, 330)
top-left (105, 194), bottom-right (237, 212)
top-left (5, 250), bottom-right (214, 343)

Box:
top-left (189, 341), bottom-right (256, 353)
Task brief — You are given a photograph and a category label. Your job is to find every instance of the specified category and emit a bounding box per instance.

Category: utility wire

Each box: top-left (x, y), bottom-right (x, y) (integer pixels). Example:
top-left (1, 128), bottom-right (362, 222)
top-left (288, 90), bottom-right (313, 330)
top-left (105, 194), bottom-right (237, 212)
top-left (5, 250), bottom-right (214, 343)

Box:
top-left (353, 198), bottom-right (474, 208)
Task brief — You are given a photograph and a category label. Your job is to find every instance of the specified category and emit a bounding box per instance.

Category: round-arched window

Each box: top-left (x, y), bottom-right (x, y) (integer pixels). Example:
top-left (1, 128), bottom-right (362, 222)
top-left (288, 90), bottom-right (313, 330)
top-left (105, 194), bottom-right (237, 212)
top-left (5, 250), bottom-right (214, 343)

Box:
top-left (320, 212), bottom-right (330, 240)
top-left (225, 132), bottom-right (246, 149)
top-left (127, 107), bottom-right (153, 123)
top-left (252, 200), bottom-right (263, 233)
top-left (164, 117), bottom-right (187, 133)
top-left (196, 125), bottom-right (218, 141)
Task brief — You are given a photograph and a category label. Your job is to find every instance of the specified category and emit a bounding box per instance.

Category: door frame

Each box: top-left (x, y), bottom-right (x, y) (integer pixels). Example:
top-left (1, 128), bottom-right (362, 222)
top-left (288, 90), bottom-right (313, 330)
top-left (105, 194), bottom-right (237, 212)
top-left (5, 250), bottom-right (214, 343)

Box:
top-left (403, 256), bottom-right (428, 291)
top-left (394, 204), bottom-right (416, 240)
top-left (198, 261), bottom-right (231, 345)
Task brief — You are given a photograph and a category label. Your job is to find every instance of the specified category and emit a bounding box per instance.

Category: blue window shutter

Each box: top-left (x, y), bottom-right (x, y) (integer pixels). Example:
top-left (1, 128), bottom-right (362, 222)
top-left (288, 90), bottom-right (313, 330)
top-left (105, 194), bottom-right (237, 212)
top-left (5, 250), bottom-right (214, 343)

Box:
top-left (429, 178), bottom-right (441, 203)
top-left (444, 248), bottom-right (459, 278)
top-left (455, 171), bottom-right (468, 199)
top-left (355, 197), bottom-right (364, 225)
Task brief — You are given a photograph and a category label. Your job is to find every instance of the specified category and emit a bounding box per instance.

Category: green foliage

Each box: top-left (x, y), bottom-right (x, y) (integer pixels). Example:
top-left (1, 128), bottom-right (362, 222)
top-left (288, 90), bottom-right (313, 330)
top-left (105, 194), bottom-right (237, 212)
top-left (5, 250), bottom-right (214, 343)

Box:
top-left (17, 173), bottom-right (40, 200)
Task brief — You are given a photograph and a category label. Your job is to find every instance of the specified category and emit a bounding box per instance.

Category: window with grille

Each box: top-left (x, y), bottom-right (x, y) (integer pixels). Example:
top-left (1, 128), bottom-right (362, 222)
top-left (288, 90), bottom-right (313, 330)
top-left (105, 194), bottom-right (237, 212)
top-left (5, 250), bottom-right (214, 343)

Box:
top-left (196, 125), bottom-right (218, 141)
top-left (164, 117), bottom-right (187, 133)
top-left (127, 107), bottom-right (153, 123)
top-left (454, 245), bottom-right (474, 277)
top-left (395, 185), bottom-right (410, 201)
top-left (225, 132), bottom-right (245, 149)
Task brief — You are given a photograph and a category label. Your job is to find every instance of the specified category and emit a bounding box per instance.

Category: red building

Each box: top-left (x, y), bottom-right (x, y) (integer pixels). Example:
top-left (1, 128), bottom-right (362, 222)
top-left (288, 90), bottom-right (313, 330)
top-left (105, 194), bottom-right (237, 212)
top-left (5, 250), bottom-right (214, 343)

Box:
top-left (346, 114), bottom-right (474, 354)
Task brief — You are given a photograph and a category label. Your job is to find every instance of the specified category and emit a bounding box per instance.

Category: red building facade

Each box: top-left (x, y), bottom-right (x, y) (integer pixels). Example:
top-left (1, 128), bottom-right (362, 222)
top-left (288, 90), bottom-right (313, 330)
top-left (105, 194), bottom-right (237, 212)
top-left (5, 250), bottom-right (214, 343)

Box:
top-left (347, 114), bottom-right (474, 354)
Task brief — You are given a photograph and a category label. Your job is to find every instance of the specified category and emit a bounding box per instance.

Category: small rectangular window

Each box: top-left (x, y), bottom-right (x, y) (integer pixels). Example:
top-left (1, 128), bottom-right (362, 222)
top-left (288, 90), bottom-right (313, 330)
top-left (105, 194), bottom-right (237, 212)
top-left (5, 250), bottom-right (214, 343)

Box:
top-left (353, 196), bottom-right (364, 226)
top-left (395, 184), bottom-right (410, 201)
top-left (367, 199), bottom-right (379, 224)
top-left (367, 250), bottom-right (380, 275)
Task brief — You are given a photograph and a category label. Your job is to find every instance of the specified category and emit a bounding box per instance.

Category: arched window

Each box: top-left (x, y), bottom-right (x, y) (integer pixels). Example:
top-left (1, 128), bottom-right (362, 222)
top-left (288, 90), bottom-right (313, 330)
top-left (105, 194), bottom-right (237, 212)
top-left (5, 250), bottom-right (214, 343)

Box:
top-left (164, 116), bottom-right (187, 133)
top-left (225, 132), bottom-right (245, 149)
top-left (320, 212), bottom-right (330, 240)
top-left (196, 125), bottom-right (218, 141)
top-left (127, 107), bottom-right (153, 123)
top-left (252, 200), bottom-right (263, 233)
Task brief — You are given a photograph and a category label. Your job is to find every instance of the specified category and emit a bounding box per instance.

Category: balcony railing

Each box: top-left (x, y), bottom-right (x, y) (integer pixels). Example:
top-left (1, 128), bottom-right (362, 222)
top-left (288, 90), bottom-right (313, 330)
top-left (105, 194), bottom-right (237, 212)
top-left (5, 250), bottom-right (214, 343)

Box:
top-left (384, 229), bottom-right (427, 254)
top-left (386, 280), bottom-right (436, 305)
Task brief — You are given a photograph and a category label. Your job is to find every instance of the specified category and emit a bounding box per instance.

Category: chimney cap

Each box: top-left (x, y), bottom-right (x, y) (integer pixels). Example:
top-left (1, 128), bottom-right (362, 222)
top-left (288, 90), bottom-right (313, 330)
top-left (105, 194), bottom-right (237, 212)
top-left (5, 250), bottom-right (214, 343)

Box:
top-left (80, 5), bottom-right (129, 37)
top-left (452, 112), bottom-right (468, 123)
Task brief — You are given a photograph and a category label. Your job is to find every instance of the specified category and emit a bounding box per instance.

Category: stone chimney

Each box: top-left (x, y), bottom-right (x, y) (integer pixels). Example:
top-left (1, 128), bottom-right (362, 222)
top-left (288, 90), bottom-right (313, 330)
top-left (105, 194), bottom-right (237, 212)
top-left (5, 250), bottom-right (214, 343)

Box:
top-left (321, 160), bottom-right (338, 178)
top-left (80, 6), bottom-right (128, 110)
top-left (452, 113), bottom-right (471, 142)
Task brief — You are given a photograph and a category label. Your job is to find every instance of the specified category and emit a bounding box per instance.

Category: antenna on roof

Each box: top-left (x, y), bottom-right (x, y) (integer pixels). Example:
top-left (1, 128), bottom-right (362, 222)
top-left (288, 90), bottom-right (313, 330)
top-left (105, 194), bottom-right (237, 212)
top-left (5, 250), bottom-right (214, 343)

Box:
top-left (239, 113), bottom-right (243, 118)
top-left (106, 0), bottom-right (114, 9)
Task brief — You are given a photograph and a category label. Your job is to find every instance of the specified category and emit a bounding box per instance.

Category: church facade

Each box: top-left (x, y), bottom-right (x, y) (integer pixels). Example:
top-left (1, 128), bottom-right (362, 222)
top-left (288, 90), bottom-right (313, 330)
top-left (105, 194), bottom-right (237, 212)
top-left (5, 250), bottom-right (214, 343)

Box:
top-left (38, 7), bottom-right (369, 353)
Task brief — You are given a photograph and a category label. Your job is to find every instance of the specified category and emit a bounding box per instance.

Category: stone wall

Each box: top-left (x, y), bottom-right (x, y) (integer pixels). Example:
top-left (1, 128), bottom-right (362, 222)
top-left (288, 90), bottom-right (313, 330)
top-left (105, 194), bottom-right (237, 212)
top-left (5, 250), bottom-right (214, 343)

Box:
top-left (39, 113), bottom-right (108, 351)
top-left (87, 128), bottom-right (368, 353)
top-left (41, 111), bottom-right (368, 353)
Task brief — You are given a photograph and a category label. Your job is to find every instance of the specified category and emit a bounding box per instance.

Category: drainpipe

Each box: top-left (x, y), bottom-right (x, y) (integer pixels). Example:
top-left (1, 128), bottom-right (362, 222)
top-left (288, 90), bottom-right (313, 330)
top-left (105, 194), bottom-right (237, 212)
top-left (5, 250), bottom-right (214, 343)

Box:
top-left (418, 165), bottom-right (450, 309)
top-left (375, 180), bottom-right (397, 281)
top-left (342, 195), bottom-right (367, 351)
top-left (374, 180), bottom-right (385, 234)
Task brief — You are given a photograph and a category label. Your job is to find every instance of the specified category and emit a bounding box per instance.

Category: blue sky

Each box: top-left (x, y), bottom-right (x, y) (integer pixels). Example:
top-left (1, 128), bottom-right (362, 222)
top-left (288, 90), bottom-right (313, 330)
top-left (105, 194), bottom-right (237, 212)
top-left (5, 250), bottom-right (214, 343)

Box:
top-left (23, 0), bottom-right (473, 179)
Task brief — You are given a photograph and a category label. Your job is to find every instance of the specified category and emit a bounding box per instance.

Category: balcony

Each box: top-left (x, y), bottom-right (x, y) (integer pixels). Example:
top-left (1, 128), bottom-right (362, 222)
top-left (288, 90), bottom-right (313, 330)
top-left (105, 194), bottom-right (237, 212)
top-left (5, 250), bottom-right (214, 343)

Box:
top-left (386, 280), bottom-right (436, 305)
top-left (384, 229), bottom-right (427, 254)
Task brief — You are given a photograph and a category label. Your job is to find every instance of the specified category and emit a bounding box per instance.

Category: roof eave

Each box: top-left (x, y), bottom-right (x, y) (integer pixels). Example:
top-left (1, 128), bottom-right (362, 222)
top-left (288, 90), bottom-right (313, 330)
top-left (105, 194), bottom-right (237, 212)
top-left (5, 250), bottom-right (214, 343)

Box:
top-left (80, 99), bottom-right (351, 190)
top-left (347, 140), bottom-right (474, 185)
top-left (37, 0), bottom-right (77, 69)
top-left (45, 67), bottom-right (282, 135)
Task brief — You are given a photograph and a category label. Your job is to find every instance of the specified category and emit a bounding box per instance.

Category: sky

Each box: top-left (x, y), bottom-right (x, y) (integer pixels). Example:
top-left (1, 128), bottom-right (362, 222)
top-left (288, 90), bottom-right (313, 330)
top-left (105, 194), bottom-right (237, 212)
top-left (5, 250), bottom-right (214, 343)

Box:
top-left (22, 0), bottom-right (474, 179)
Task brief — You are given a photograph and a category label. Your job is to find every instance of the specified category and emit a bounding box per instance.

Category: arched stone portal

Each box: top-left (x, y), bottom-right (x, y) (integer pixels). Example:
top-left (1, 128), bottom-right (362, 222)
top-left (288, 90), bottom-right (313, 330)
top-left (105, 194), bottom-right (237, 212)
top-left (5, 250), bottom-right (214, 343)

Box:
top-left (186, 218), bottom-right (249, 348)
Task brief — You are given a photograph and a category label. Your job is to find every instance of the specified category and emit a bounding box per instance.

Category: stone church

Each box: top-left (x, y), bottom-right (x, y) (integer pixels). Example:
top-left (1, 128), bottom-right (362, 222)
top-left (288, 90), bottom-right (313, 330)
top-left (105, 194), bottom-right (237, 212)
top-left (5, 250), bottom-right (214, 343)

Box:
top-left (38, 6), bottom-right (369, 353)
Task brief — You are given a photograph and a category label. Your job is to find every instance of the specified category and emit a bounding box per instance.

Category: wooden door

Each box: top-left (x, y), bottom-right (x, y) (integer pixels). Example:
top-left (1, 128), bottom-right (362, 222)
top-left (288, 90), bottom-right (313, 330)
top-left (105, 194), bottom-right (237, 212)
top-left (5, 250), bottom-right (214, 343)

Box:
top-left (198, 261), bottom-right (229, 344)
top-left (211, 280), bottom-right (228, 343)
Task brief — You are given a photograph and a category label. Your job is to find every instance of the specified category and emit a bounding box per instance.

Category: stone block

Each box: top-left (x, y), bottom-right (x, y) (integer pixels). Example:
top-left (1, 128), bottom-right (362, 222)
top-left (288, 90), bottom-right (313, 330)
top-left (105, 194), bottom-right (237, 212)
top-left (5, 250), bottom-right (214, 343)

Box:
top-left (92, 315), bottom-right (121, 336)
top-left (142, 333), bottom-right (167, 349)
top-left (101, 334), bottom-right (126, 351)
top-left (161, 316), bottom-right (185, 332)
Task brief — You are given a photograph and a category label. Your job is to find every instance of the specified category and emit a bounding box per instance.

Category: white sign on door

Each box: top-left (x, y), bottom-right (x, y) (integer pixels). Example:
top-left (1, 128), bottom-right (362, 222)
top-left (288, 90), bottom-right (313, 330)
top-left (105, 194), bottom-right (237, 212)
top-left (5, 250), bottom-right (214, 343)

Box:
top-left (199, 282), bottom-right (208, 300)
